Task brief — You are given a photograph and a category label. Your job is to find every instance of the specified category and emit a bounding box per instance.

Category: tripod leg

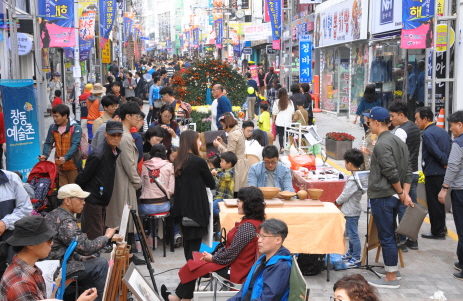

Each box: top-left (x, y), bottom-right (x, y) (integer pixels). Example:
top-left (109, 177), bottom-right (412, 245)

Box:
top-left (326, 254), bottom-right (330, 282)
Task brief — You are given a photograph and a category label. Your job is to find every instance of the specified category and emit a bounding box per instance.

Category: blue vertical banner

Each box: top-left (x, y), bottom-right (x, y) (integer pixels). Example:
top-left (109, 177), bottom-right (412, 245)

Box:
top-left (99, 0), bottom-right (116, 48)
top-left (214, 18), bottom-right (223, 46)
top-left (124, 12), bottom-right (135, 43)
top-left (179, 34), bottom-right (184, 48)
top-left (186, 30), bottom-right (191, 49)
top-left (266, 0), bottom-right (281, 40)
top-left (0, 80), bottom-right (40, 180)
top-left (299, 35), bottom-right (312, 83)
top-left (193, 28), bottom-right (199, 47)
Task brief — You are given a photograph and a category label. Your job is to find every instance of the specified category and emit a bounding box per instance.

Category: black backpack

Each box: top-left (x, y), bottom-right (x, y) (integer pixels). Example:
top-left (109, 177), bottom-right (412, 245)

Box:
top-left (296, 253), bottom-right (325, 276)
top-left (143, 80), bottom-right (154, 100)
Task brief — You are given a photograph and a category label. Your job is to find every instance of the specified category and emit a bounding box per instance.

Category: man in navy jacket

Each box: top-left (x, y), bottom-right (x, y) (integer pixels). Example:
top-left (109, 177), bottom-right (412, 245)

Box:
top-left (212, 84), bottom-right (232, 129)
top-left (415, 107), bottom-right (452, 239)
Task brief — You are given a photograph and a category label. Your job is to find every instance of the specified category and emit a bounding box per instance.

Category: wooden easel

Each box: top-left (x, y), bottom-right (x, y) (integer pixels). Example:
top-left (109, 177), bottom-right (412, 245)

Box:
top-left (361, 215), bottom-right (405, 268)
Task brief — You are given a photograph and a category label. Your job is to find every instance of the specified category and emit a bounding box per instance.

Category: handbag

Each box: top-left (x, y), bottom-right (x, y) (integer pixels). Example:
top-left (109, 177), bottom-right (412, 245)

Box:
top-left (395, 203), bottom-right (428, 241)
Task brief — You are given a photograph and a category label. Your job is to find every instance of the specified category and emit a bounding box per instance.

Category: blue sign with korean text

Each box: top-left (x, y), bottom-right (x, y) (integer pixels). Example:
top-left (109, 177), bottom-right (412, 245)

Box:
top-left (0, 80), bottom-right (40, 181)
top-left (99, 0), bottom-right (116, 47)
top-left (380, 0), bottom-right (394, 25)
top-left (299, 35), bottom-right (312, 83)
top-left (267, 0), bottom-right (281, 40)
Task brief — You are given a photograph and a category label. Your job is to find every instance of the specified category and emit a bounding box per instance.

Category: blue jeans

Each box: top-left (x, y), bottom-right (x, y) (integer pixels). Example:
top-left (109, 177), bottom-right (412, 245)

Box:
top-left (451, 190), bottom-right (463, 268)
top-left (213, 199), bottom-right (223, 220)
top-left (345, 216), bottom-right (361, 260)
top-left (370, 196), bottom-right (400, 272)
top-left (398, 173), bottom-right (419, 241)
top-left (139, 202), bottom-right (180, 234)
top-left (67, 257), bottom-right (108, 301)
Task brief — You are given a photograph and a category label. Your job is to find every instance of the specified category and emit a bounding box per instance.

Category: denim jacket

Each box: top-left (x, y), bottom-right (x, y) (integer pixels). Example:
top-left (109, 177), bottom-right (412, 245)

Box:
top-left (248, 161), bottom-right (294, 192)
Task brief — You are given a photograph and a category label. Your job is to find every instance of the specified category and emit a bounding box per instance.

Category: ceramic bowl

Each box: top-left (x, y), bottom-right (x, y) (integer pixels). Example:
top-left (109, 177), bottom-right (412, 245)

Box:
top-left (307, 189), bottom-right (323, 200)
top-left (259, 187), bottom-right (281, 199)
top-left (279, 191), bottom-right (297, 200)
top-left (296, 190), bottom-right (308, 200)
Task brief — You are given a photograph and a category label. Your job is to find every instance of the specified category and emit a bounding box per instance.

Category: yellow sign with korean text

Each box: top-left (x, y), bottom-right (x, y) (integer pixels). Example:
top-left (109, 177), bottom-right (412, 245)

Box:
top-left (102, 40), bottom-right (111, 64)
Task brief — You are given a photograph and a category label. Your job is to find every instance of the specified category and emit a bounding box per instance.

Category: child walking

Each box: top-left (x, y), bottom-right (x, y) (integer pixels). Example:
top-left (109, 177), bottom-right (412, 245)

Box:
top-left (335, 148), bottom-right (365, 267)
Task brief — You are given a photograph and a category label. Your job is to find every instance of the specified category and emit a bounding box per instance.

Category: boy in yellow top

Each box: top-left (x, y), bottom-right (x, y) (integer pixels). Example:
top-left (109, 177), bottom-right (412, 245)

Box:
top-left (258, 102), bottom-right (271, 133)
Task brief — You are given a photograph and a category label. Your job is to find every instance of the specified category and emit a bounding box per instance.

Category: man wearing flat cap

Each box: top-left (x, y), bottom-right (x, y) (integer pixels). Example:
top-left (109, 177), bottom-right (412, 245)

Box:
top-left (76, 121), bottom-right (123, 240)
top-left (44, 184), bottom-right (118, 301)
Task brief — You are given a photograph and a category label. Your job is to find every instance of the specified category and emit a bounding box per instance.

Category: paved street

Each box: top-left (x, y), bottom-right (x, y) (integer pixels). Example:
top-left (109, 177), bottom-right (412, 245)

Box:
top-left (94, 111), bottom-right (463, 301)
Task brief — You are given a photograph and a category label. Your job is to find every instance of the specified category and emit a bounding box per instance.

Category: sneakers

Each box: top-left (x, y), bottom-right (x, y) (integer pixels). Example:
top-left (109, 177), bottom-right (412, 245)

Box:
top-left (455, 261), bottom-right (462, 271)
top-left (368, 278), bottom-right (400, 289)
top-left (346, 258), bottom-right (361, 267)
top-left (129, 254), bottom-right (146, 266)
top-left (341, 252), bottom-right (352, 261)
top-left (374, 269), bottom-right (402, 280)
top-left (405, 239), bottom-right (419, 250)
top-left (174, 233), bottom-right (183, 248)
top-left (453, 271), bottom-right (463, 280)
top-left (398, 243), bottom-right (408, 253)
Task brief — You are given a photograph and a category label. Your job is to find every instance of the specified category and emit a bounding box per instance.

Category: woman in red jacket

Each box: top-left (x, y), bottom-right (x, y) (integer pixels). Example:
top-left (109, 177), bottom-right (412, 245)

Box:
top-left (160, 186), bottom-right (266, 301)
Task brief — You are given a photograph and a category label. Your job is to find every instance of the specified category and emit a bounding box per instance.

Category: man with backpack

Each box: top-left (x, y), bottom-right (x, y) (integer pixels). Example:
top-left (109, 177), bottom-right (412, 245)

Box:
top-left (227, 219), bottom-right (292, 301)
top-left (40, 104), bottom-right (82, 187)
top-left (264, 67), bottom-right (277, 98)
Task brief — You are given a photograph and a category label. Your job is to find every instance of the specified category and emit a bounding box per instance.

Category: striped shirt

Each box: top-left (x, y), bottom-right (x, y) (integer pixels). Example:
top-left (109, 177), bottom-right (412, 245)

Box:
top-left (444, 133), bottom-right (463, 190)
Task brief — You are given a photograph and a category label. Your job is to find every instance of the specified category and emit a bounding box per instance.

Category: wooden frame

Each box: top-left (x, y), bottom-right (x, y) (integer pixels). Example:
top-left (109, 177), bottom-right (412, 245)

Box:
top-left (123, 263), bottom-right (162, 301)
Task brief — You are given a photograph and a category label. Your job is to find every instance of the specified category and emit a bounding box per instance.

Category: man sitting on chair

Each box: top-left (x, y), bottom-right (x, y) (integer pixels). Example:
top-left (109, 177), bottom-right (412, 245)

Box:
top-left (44, 184), bottom-right (118, 301)
top-left (248, 145), bottom-right (294, 197)
top-left (227, 219), bottom-right (292, 301)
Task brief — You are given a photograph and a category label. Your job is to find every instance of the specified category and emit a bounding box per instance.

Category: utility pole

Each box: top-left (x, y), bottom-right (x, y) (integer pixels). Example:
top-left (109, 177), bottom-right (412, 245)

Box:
top-left (8, 0), bottom-right (19, 79)
top-left (73, 0), bottom-right (81, 122)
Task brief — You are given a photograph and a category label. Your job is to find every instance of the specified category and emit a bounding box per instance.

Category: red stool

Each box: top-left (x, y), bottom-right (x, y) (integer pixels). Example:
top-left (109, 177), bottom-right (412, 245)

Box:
top-left (145, 212), bottom-right (170, 257)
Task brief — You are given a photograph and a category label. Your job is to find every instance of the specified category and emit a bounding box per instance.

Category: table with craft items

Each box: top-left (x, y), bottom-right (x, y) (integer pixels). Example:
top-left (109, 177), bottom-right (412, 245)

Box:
top-left (218, 201), bottom-right (346, 255)
top-left (291, 169), bottom-right (346, 203)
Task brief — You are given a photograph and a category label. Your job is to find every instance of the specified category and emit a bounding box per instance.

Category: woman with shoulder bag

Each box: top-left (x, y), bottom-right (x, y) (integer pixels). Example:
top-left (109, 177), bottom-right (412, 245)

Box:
top-left (173, 131), bottom-right (216, 261)
top-left (160, 186), bottom-right (266, 301)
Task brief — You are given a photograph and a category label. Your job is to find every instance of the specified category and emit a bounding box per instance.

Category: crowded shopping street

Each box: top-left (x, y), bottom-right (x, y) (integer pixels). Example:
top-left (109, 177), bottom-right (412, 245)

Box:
top-left (0, 0), bottom-right (463, 300)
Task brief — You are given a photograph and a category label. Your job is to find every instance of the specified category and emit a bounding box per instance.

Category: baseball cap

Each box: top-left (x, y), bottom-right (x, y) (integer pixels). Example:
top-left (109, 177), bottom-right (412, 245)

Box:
top-left (362, 106), bottom-right (390, 122)
top-left (106, 121), bottom-right (124, 135)
top-left (58, 184), bottom-right (90, 199)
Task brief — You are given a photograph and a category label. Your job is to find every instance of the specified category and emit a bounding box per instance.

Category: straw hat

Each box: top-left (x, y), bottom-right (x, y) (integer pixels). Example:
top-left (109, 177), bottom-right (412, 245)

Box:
top-left (90, 83), bottom-right (106, 94)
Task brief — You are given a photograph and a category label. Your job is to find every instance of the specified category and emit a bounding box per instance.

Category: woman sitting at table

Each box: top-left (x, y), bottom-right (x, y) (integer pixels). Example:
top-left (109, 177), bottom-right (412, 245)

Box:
top-left (151, 104), bottom-right (181, 149)
top-left (160, 186), bottom-right (266, 301)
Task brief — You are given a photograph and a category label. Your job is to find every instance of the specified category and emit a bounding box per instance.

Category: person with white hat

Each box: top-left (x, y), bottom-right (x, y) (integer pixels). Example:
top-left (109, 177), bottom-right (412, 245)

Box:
top-left (44, 184), bottom-right (118, 301)
top-left (0, 215), bottom-right (98, 301)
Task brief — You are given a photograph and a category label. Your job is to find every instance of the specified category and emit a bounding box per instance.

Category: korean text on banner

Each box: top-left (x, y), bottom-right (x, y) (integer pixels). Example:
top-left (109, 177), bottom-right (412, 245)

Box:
top-left (38, 0), bottom-right (76, 48)
top-left (99, 0), bottom-right (116, 48)
top-left (0, 80), bottom-right (40, 181)
top-left (266, 0), bottom-right (282, 40)
top-left (102, 40), bottom-right (111, 64)
top-left (214, 16), bottom-right (223, 47)
top-left (124, 12), bottom-right (135, 43)
top-left (244, 23), bottom-right (272, 41)
top-left (314, 0), bottom-right (367, 48)
top-left (371, 0), bottom-right (402, 34)
top-left (249, 66), bottom-right (260, 87)
top-left (401, 0), bottom-right (435, 49)
top-left (299, 35), bottom-right (312, 83)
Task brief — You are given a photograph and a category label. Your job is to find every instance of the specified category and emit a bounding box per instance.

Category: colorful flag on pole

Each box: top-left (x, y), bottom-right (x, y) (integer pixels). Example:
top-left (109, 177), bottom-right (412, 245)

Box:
top-left (267, 0), bottom-right (282, 40)
top-left (38, 0), bottom-right (76, 48)
top-left (401, 0), bottom-right (435, 49)
top-left (99, 0), bottom-right (116, 48)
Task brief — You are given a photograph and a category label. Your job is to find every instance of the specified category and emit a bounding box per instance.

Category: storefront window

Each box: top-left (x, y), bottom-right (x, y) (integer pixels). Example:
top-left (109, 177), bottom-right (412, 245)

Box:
top-left (370, 39), bottom-right (407, 109)
top-left (350, 44), bottom-right (367, 115)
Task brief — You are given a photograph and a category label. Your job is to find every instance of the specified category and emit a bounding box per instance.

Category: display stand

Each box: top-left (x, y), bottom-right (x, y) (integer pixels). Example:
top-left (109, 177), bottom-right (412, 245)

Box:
top-left (284, 123), bottom-right (322, 153)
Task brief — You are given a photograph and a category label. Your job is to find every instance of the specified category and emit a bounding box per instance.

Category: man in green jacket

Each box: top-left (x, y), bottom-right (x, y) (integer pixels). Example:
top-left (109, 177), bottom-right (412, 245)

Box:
top-left (363, 107), bottom-right (414, 289)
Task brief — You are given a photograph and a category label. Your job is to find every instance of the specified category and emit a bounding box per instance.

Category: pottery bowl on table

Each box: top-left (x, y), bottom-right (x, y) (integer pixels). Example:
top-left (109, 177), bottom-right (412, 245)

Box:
top-left (296, 190), bottom-right (308, 200)
top-left (279, 191), bottom-right (297, 200)
top-left (259, 187), bottom-right (281, 199)
top-left (307, 189), bottom-right (323, 200)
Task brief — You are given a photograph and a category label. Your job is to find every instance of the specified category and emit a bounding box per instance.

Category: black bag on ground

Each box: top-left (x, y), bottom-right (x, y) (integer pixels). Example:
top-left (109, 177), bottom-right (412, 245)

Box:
top-left (296, 253), bottom-right (325, 276)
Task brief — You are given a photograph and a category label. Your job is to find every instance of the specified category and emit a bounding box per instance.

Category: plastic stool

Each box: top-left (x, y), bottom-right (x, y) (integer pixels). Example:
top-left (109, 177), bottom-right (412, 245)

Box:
top-left (145, 212), bottom-right (170, 257)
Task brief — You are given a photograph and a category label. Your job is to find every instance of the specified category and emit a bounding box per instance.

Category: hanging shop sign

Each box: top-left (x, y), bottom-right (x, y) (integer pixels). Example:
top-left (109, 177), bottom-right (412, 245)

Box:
top-left (266, 0), bottom-right (282, 41)
top-left (401, 0), bottom-right (435, 49)
top-left (0, 80), bottom-right (41, 180)
top-left (299, 35), bottom-right (312, 83)
top-left (266, 45), bottom-right (276, 54)
top-left (38, 0), bottom-right (76, 48)
top-left (214, 14), bottom-right (223, 46)
top-left (371, 0), bottom-right (402, 34)
top-left (244, 23), bottom-right (272, 41)
top-left (99, 0), bottom-right (116, 48)
top-left (8, 33), bottom-right (33, 55)
top-left (124, 12), bottom-right (135, 43)
top-left (314, 0), bottom-right (368, 48)
top-left (102, 40), bottom-right (111, 64)
top-left (435, 24), bottom-right (455, 52)
top-left (242, 47), bottom-right (252, 54)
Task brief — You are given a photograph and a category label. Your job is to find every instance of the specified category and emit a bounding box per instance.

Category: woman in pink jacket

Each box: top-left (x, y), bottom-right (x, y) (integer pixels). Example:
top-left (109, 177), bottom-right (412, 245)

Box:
top-left (139, 144), bottom-right (175, 215)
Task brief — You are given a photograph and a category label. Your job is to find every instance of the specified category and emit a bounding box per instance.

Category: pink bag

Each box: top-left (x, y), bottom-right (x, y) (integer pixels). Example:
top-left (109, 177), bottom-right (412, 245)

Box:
top-left (271, 123), bottom-right (277, 137)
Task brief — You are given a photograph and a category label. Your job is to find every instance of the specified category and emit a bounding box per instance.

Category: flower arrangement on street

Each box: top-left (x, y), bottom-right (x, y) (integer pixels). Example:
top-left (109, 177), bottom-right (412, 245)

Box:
top-left (326, 132), bottom-right (356, 141)
top-left (190, 105), bottom-right (242, 133)
top-left (171, 58), bottom-right (248, 107)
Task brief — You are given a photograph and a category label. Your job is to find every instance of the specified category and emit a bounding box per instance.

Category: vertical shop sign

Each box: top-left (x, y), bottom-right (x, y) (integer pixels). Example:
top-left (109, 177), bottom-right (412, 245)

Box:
top-left (264, 0), bottom-right (270, 22)
top-left (102, 40), bottom-right (111, 63)
top-left (299, 35), bottom-right (312, 83)
top-left (99, 0), bottom-right (116, 48)
top-left (380, 0), bottom-right (394, 25)
top-left (124, 12), bottom-right (135, 43)
top-left (0, 80), bottom-right (40, 180)
top-left (38, 0), bottom-right (76, 48)
top-left (214, 14), bottom-right (223, 47)
top-left (401, 0), bottom-right (435, 49)
top-left (427, 50), bottom-right (446, 113)
top-left (78, 1), bottom-right (97, 61)
top-left (266, 0), bottom-right (281, 40)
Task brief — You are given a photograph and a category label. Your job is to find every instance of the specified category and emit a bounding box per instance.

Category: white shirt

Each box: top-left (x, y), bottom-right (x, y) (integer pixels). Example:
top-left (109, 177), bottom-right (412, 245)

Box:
top-left (245, 139), bottom-right (264, 160)
top-left (211, 99), bottom-right (218, 131)
top-left (272, 98), bottom-right (295, 127)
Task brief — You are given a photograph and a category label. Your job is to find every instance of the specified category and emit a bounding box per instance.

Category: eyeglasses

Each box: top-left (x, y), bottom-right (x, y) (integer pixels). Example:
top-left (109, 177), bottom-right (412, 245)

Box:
top-left (330, 297), bottom-right (347, 301)
top-left (256, 233), bottom-right (278, 239)
top-left (263, 160), bottom-right (278, 166)
top-left (131, 114), bottom-right (141, 118)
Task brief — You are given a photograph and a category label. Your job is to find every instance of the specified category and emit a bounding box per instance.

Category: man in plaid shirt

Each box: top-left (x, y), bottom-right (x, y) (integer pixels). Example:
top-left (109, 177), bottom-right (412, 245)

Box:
top-left (212, 152), bottom-right (237, 219)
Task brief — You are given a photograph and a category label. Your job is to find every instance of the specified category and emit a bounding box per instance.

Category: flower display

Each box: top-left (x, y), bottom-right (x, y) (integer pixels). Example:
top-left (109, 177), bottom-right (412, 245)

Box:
top-left (326, 132), bottom-right (356, 141)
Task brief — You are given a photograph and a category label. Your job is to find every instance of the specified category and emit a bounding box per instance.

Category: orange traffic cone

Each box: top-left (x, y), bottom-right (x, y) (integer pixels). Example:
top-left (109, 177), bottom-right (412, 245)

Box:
top-left (437, 108), bottom-right (445, 128)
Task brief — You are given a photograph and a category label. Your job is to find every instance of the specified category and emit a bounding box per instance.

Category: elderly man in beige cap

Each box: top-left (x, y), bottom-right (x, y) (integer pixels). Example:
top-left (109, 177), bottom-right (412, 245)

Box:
top-left (44, 184), bottom-right (118, 301)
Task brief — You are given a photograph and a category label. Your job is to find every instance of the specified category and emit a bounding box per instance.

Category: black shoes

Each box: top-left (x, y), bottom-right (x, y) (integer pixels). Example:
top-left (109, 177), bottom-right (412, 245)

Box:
top-left (161, 284), bottom-right (171, 301)
top-left (421, 232), bottom-right (446, 240)
top-left (398, 243), bottom-right (408, 253)
top-left (455, 261), bottom-right (462, 271)
top-left (405, 239), bottom-right (419, 250)
top-left (453, 271), bottom-right (463, 281)
top-left (129, 254), bottom-right (146, 266)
